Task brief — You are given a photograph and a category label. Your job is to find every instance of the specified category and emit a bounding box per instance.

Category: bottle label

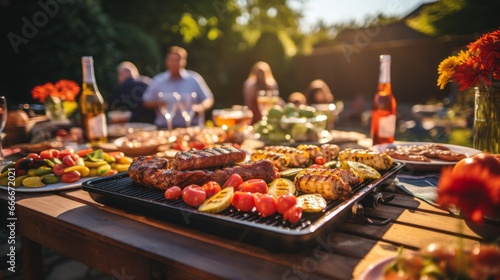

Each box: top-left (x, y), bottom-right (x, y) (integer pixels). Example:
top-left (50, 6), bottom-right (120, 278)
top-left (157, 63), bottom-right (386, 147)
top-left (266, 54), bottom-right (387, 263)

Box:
top-left (87, 113), bottom-right (107, 139)
top-left (378, 114), bottom-right (396, 138)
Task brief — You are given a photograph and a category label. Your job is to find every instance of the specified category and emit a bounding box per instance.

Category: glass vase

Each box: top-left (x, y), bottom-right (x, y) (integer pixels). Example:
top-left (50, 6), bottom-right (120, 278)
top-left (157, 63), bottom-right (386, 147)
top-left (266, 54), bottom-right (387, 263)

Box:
top-left (473, 86), bottom-right (500, 154)
top-left (45, 96), bottom-right (68, 122)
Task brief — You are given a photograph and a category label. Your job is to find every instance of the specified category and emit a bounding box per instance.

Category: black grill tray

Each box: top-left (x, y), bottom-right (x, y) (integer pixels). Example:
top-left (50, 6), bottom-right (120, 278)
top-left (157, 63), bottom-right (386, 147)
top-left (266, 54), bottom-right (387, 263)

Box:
top-left (82, 161), bottom-right (404, 251)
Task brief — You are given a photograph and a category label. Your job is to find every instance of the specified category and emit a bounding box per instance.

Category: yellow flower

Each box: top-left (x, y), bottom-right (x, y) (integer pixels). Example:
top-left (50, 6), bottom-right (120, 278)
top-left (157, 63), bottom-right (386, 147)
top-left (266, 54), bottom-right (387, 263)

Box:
top-left (437, 55), bottom-right (459, 89)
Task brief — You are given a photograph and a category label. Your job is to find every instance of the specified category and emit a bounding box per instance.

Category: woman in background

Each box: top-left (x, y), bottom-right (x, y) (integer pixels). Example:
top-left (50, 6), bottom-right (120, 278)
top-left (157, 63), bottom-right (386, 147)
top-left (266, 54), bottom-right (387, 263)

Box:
top-left (243, 61), bottom-right (279, 123)
top-left (305, 79), bottom-right (334, 105)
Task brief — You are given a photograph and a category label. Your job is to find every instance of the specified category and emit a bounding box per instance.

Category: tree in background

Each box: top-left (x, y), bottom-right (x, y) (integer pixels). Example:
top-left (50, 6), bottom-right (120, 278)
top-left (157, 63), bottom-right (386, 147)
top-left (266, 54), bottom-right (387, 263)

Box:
top-left (407, 0), bottom-right (500, 36)
top-left (0, 0), bottom-right (120, 105)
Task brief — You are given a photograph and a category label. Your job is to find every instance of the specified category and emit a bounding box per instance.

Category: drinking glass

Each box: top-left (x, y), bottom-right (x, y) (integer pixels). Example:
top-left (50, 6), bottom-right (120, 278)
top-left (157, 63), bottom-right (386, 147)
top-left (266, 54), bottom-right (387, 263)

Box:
top-left (158, 92), bottom-right (176, 131)
top-left (257, 90), bottom-right (279, 121)
top-left (0, 96), bottom-right (7, 161)
top-left (175, 92), bottom-right (198, 128)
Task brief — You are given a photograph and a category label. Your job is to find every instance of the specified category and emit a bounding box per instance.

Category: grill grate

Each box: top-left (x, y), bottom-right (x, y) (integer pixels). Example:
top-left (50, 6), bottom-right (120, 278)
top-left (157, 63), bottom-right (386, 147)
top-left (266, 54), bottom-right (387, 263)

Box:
top-left (83, 161), bottom-right (404, 245)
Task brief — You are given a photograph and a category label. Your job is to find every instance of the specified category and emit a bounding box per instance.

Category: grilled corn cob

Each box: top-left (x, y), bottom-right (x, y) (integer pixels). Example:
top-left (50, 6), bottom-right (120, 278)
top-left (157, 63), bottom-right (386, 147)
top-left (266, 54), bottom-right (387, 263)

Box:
top-left (338, 148), bottom-right (393, 171)
top-left (297, 167), bottom-right (363, 186)
top-left (294, 173), bottom-right (351, 200)
top-left (320, 144), bottom-right (340, 162)
top-left (250, 150), bottom-right (290, 171)
top-left (263, 146), bottom-right (309, 168)
top-left (297, 144), bottom-right (321, 159)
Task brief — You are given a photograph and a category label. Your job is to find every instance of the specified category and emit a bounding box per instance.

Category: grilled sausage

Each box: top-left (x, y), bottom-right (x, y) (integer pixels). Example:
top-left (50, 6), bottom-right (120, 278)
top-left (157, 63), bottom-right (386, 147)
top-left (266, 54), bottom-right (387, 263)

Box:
top-left (171, 146), bottom-right (247, 171)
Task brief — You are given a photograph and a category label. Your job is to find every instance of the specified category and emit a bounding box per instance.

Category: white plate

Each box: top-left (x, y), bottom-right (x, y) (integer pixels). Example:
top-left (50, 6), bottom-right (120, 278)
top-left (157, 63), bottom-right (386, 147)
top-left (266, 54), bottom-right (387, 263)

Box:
top-left (107, 122), bottom-right (157, 138)
top-left (0, 177), bottom-right (96, 193)
top-left (358, 256), bottom-right (395, 280)
top-left (372, 141), bottom-right (482, 172)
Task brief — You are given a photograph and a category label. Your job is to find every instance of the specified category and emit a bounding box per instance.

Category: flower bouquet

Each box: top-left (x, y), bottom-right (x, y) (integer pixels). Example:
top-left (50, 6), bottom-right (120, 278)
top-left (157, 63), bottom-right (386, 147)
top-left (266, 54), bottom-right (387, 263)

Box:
top-left (31, 80), bottom-right (80, 122)
top-left (437, 28), bottom-right (500, 153)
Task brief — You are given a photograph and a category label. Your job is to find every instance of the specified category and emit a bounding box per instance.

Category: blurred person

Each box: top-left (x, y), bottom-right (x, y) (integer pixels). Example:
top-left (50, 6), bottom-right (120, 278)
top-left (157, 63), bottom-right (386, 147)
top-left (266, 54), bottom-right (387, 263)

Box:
top-left (143, 46), bottom-right (214, 128)
top-left (305, 79), bottom-right (334, 105)
top-left (243, 61), bottom-right (279, 123)
top-left (106, 61), bottom-right (155, 124)
top-left (288, 92), bottom-right (307, 107)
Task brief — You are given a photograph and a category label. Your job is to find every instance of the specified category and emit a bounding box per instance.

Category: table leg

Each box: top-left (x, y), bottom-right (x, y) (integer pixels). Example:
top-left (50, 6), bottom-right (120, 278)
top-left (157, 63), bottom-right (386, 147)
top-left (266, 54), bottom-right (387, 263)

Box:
top-left (20, 236), bottom-right (44, 280)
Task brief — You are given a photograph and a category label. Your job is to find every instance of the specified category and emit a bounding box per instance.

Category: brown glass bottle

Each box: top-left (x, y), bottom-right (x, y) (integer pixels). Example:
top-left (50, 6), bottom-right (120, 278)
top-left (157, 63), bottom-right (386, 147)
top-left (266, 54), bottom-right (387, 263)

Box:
top-left (79, 56), bottom-right (107, 145)
top-left (371, 54), bottom-right (397, 146)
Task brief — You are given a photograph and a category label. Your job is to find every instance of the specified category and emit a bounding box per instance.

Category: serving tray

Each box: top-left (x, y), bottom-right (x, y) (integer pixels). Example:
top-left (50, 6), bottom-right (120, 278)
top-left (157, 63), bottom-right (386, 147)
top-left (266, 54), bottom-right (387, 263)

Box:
top-left (82, 161), bottom-right (404, 250)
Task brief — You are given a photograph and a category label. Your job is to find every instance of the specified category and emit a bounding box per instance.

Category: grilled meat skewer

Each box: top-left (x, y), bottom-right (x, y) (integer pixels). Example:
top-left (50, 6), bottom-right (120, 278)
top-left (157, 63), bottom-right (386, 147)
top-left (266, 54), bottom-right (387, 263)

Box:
top-left (171, 146), bottom-right (247, 171)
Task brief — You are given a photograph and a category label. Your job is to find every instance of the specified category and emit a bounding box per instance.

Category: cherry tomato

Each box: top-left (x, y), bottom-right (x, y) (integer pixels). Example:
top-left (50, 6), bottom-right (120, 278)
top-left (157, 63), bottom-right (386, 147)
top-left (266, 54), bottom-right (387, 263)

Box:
top-left (165, 186), bottom-right (182, 200)
top-left (27, 153), bottom-right (41, 160)
top-left (53, 164), bottom-right (66, 176)
top-left (254, 194), bottom-right (277, 217)
top-left (314, 156), bottom-right (326, 165)
top-left (77, 148), bottom-right (94, 157)
top-left (283, 205), bottom-right (302, 224)
top-left (222, 173), bottom-right (244, 191)
top-left (57, 149), bottom-right (76, 160)
top-left (240, 179), bottom-right (268, 194)
top-left (40, 149), bottom-right (59, 159)
top-left (108, 151), bottom-right (125, 161)
top-left (61, 170), bottom-right (81, 183)
top-left (231, 191), bottom-right (256, 212)
top-left (182, 184), bottom-right (207, 207)
top-left (188, 140), bottom-right (205, 150)
top-left (276, 194), bottom-right (298, 214)
top-left (201, 181), bottom-right (221, 198)
top-left (453, 153), bottom-right (500, 175)
top-left (62, 154), bottom-right (78, 167)
top-left (104, 169), bottom-right (119, 176)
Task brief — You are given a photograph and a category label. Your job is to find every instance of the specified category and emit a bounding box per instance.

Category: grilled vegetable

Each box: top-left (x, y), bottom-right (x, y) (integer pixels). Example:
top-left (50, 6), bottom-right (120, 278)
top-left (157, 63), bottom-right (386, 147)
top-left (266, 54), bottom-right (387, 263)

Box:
top-left (294, 173), bottom-right (351, 200)
top-left (297, 144), bottom-right (321, 159)
top-left (297, 167), bottom-right (363, 186)
top-left (279, 168), bottom-right (304, 179)
top-left (198, 187), bottom-right (234, 213)
top-left (268, 178), bottom-right (297, 198)
top-left (263, 146), bottom-right (310, 167)
top-left (250, 150), bottom-right (290, 171)
top-left (344, 161), bottom-right (381, 180)
top-left (320, 144), bottom-right (340, 162)
top-left (338, 148), bottom-right (393, 171)
top-left (296, 194), bottom-right (327, 212)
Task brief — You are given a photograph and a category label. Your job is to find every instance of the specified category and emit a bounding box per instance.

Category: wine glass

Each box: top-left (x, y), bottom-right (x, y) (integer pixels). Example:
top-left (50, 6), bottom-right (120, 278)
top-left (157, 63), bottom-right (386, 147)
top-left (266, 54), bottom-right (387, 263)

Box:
top-left (0, 96), bottom-right (7, 161)
top-left (158, 92), bottom-right (176, 131)
top-left (174, 92), bottom-right (196, 129)
top-left (257, 89), bottom-right (279, 121)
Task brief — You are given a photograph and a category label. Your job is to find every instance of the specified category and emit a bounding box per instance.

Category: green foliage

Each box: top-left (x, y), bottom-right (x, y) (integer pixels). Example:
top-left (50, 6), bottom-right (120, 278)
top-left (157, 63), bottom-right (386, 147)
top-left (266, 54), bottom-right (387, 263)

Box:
top-left (407, 0), bottom-right (500, 36)
top-left (0, 0), bottom-right (120, 104)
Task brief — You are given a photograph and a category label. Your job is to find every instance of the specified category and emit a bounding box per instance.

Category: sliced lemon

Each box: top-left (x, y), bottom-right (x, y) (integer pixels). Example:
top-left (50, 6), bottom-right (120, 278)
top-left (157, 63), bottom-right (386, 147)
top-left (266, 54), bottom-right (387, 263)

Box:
top-left (198, 187), bottom-right (234, 213)
top-left (296, 194), bottom-right (327, 212)
top-left (345, 161), bottom-right (381, 180)
top-left (268, 178), bottom-right (296, 198)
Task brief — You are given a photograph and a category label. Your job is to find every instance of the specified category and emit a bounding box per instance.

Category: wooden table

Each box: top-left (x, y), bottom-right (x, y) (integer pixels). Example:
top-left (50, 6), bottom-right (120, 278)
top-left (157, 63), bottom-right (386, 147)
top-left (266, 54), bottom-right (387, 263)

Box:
top-left (1, 176), bottom-right (499, 280)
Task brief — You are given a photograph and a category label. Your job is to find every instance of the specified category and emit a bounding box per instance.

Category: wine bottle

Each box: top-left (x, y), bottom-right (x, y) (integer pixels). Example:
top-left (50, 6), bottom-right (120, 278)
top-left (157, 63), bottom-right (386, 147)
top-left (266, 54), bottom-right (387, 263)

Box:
top-left (371, 54), bottom-right (397, 146)
top-left (79, 56), bottom-right (107, 145)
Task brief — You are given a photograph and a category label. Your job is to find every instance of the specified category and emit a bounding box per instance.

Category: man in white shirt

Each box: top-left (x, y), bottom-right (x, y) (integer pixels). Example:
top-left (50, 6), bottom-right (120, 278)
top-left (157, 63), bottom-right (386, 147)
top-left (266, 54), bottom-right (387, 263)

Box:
top-left (143, 46), bottom-right (214, 128)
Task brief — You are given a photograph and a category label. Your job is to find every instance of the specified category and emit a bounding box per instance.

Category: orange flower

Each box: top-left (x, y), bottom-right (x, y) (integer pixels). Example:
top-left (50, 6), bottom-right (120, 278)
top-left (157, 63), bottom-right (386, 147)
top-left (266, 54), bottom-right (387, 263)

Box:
top-left (31, 80), bottom-right (80, 103)
top-left (437, 28), bottom-right (500, 91)
top-left (437, 165), bottom-right (500, 223)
